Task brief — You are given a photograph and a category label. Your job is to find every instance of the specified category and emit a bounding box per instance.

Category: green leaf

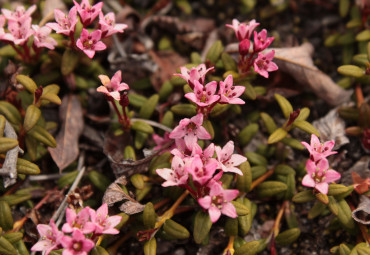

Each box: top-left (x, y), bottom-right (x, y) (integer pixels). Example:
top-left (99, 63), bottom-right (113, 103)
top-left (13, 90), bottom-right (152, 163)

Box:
top-left (356, 30), bottom-right (370, 41)
top-left (143, 238), bottom-right (156, 255)
top-left (260, 112), bottom-right (277, 134)
top-left (24, 105), bottom-right (41, 132)
top-left (206, 40), bottom-right (224, 64)
top-left (28, 125), bottom-right (57, 148)
top-left (131, 121), bottom-right (154, 134)
top-left (243, 82), bottom-right (257, 100)
top-left (275, 228), bottom-right (301, 246)
top-left (0, 138), bottom-right (18, 153)
top-left (268, 128), bottom-right (288, 144)
top-left (139, 94), bottom-right (159, 119)
top-left (236, 161), bottom-right (252, 192)
top-left (235, 241), bottom-right (260, 255)
top-left (221, 52), bottom-right (237, 71)
top-left (245, 152), bottom-right (267, 166)
top-left (338, 65), bottom-right (365, 78)
top-left (328, 184), bottom-right (349, 196)
top-left (337, 199), bottom-right (355, 230)
top-left (292, 120), bottom-right (320, 136)
top-left (170, 104), bottom-right (196, 117)
top-left (61, 48), bottom-right (79, 76)
top-left (339, 0), bottom-right (350, 17)
top-left (292, 190), bottom-right (315, 203)
top-left (193, 211), bottom-right (212, 244)
top-left (238, 123), bottom-right (259, 146)
top-left (257, 181), bottom-right (288, 198)
top-left (16, 75), bottom-right (37, 94)
top-left (274, 94), bottom-right (293, 119)
top-left (143, 202), bottom-right (157, 229)
top-left (0, 101), bottom-right (22, 125)
top-left (163, 219), bottom-right (190, 239)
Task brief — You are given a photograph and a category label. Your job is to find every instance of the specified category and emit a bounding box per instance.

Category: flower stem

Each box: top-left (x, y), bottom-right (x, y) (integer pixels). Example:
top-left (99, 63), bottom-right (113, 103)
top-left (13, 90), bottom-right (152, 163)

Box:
top-left (250, 168), bottom-right (274, 191)
top-left (355, 83), bottom-right (364, 108)
top-left (273, 201), bottom-right (288, 237)
top-left (154, 190), bottom-right (190, 229)
top-left (223, 236), bottom-right (235, 255)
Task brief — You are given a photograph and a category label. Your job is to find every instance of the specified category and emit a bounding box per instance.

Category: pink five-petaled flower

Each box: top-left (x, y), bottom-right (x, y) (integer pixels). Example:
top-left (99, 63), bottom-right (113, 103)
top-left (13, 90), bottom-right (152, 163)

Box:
top-left (62, 207), bottom-right (95, 234)
top-left (301, 134), bottom-right (337, 162)
top-left (2, 5), bottom-right (36, 22)
top-left (46, 7), bottom-right (78, 36)
top-left (31, 220), bottom-right (64, 255)
top-left (97, 70), bottom-right (129, 101)
top-left (198, 180), bottom-right (239, 223)
top-left (60, 229), bottom-right (94, 255)
top-left (175, 64), bottom-right (214, 89)
top-left (185, 80), bottom-right (220, 107)
top-left (253, 29), bottom-right (274, 52)
top-left (253, 50), bottom-right (278, 78)
top-left (32, 25), bottom-right (58, 49)
top-left (226, 18), bottom-right (259, 41)
top-left (99, 12), bottom-right (127, 38)
top-left (215, 141), bottom-right (247, 175)
top-left (302, 159), bottom-right (341, 195)
top-left (186, 154), bottom-right (218, 186)
top-left (89, 203), bottom-right (122, 235)
top-left (156, 156), bottom-right (188, 187)
top-left (169, 113), bottom-right (211, 150)
top-left (76, 29), bottom-right (106, 58)
top-left (7, 18), bottom-right (33, 45)
top-left (218, 75), bottom-right (245, 105)
top-left (74, 0), bottom-right (103, 26)
top-left (152, 132), bottom-right (174, 152)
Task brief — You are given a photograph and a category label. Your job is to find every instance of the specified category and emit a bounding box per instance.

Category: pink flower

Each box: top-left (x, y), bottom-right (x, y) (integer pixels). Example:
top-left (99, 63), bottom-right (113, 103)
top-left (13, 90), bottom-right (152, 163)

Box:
top-left (32, 25), bottom-right (57, 49)
top-left (218, 75), bottom-right (245, 105)
top-left (46, 7), bottom-right (78, 36)
top-left (253, 29), bottom-right (274, 52)
top-left (156, 156), bottom-right (189, 187)
top-left (74, 0), bottom-right (103, 26)
top-left (60, 229), bottom-right (94, 255)
top-left (175, 64), bottom-right (214, 89)
top-left (302, 159), bottom-right (341, 194)
top-left (2, 5), bottom-right (36, 22)
top-left (169, 113), bottom-right (211, 150)
top-left (89, 203), bottom-right (122, 235)
top-left (185, 80), bottom-right (220, 107)
top-left (239, 39), bottom-right (250, 56)
top-left (226, 18), bottom-right (259, 41)
top-left (6, 17), bottom-right (33, 45)
top-left (76, 29), bottom-right (106, 58)
top-left (153, 132), bottom-right (174, 152)
top-left (191, 143), bottom-right (217, 164)
top-left (31, 220), bottom-right (64, 255)
top-left (253, 50), bottom-right (278, 78)
top-left (215, 141), bottom-right (246, 175)
top-left (99, 12), bottom-right (127, 38)
top-left (198, 181), bottom-right (239, 223)
top-left (62, 207), bottom-right (95, 234)
top-left (186, 154), bottom-right (218, 186)
top-left (301, 134), bottom-right (337, 162)
top-left (96, 70), bottom-right (129, 100)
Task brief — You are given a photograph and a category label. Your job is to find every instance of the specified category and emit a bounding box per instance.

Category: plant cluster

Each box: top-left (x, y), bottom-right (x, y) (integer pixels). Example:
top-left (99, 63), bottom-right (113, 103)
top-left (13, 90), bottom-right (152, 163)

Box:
top-left (0, 1), bottom-right (369, 255)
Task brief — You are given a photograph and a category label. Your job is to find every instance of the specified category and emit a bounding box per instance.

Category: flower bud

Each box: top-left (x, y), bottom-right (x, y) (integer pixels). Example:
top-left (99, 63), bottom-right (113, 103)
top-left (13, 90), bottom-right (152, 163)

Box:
top-left (238, 39), bottom-right (250, 56)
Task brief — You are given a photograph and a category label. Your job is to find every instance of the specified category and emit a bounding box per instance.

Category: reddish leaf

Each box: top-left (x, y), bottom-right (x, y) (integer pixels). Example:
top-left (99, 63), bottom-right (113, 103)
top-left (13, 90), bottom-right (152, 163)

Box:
top-left (352, 172), bottom-right (370, 194)
top-left (48, 95), bottom-right (84, 171)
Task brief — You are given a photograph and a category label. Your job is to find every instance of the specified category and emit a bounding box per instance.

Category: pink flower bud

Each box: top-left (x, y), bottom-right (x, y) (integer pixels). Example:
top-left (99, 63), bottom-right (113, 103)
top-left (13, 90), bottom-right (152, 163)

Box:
top-left (238, 39), bottom-right (250, 56)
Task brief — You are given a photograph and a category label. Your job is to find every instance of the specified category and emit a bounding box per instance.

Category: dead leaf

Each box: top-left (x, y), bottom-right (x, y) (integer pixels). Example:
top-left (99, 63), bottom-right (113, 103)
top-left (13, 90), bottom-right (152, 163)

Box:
top-left (341, 156), bottom-right (370, 186)
top-left (312, 107), bottom-right (349, 149)
top-left (48, 95), bottom-right (84, 172)
top-left (352, 172), bottom-right (370, 194)
top-left (352, 196), bottom-right (370, 225)
top-left (103, 176), bottom-right (145, 215)
top-left (272, 43), bottom-right (352, 106)
top-left (102, 176), bottom-right (129, 206)
top-left (149, 50), bottom-right (187, 91)
top-left (119, 200), bottom-right (145, 215)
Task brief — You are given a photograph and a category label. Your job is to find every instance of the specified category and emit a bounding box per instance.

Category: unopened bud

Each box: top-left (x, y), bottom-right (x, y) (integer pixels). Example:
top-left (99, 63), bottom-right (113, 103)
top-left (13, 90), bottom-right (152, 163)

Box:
top-left (287, 109), bottom-right (301, 127)
top-left (119, 93), bottom-right (129, 107)
top-left (34, 86), bottom-right (43, 103)
top-left (239, 39), bottom-right (250, 56)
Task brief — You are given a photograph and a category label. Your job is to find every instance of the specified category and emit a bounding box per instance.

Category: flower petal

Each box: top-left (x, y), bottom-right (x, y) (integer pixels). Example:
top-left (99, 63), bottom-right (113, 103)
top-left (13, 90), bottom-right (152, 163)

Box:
top-left (302, 174), bottom-right (315, 188)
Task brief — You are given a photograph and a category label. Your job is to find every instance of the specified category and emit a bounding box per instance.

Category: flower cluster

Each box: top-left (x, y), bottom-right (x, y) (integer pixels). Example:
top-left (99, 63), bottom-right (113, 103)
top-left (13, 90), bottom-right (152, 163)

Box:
top-left (0, 5), bottom-right (57, 62)
top-left (31, 204), bottom-right (121, 255)
top-left (301, 134), bottom-right (341, 194)
top-left (226, 19), bottom-right (278, 78)
top-left (156, 112), bottom-right (246, 223)
top-left (47, 0), bottom-right (127, 58)
top-left (176, 64), bottom-right (246, 116)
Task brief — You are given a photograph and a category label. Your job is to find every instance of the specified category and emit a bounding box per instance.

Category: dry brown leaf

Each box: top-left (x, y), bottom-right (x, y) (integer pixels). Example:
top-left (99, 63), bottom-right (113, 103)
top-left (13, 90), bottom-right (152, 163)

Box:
top-left (149, 50), bottom-right (187, 91)
top-left (272, 43), bottom-right (352, 106)
top-left (48, 95), bottom-right (84, 172)
top-left (312, 108), bottom-right (349, 149)
top-left (103, 176), bottom-right (145, 215)
top-left (119, 201), bottom-right (145, 215)
top-left (352, 196), bottom-right (370, 225)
